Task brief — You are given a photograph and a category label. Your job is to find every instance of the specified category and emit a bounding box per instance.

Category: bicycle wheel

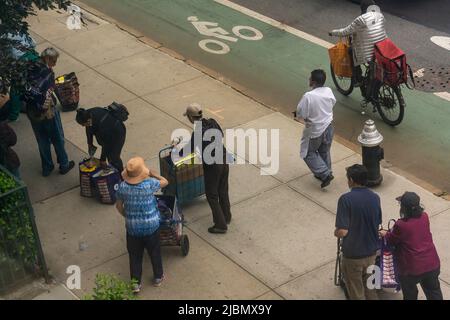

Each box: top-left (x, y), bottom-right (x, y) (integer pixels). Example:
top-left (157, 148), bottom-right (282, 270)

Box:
top-left (330, 63), bottom-right (354, 96)
top-left (374, 84), bottom-right (405, 126)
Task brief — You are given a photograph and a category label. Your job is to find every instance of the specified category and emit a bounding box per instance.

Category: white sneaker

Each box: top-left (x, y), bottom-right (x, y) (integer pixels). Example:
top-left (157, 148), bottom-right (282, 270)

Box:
top-left (132, 284), bottom-right (141, 293)
top-left (153, 274), bottom-right (165, 287)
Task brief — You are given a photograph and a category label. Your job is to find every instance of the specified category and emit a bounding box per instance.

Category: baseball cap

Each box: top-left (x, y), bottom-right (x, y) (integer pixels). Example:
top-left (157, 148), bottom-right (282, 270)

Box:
top-left (183, 103), bottom-right (202, 117)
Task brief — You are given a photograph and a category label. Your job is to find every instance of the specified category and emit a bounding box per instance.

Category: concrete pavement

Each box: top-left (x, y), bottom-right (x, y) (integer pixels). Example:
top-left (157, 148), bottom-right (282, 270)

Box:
top-left (4, 7), bottom-right (450, 300)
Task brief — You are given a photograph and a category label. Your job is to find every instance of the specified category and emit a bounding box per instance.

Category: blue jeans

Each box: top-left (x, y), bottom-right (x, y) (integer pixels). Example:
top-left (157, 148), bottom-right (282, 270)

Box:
top-left (304, 125), bottom-right (334, 180)
top-left (29, 110), bottom-right (70, 173)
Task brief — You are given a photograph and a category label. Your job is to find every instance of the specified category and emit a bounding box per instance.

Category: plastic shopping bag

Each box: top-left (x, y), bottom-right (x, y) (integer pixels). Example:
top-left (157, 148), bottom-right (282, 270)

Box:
top-left (380, 219), bottom-right (401, 292)
top-left (329, 40), bottom-right (353, 78)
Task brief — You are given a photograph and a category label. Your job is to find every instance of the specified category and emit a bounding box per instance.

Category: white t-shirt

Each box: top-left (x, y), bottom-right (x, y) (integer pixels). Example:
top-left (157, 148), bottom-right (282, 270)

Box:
top-left (296, 87), bottom-right (336, 138)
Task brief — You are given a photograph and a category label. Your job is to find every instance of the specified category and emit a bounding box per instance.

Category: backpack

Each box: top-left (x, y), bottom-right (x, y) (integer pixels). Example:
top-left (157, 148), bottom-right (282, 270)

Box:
top-left (23, 63), bottom-right (55, 112)
top-left (106, 102), bottom-right (129, 122)
top-left (23, 61), bottom-right (55, 115)
top-left (374, 38), bottom-right (413, 87)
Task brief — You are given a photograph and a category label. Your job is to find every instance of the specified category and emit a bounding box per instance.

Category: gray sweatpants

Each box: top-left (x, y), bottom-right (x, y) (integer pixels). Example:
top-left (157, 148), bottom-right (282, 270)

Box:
top-left (303, 125), bottom-right (334, 180)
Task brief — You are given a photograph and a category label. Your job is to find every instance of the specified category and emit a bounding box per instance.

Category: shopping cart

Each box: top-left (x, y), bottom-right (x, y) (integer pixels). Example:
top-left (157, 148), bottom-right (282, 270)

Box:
top-left (159, 145), bottom-right (205, 206)
top-left (156, 194), bottom-right (189, 256)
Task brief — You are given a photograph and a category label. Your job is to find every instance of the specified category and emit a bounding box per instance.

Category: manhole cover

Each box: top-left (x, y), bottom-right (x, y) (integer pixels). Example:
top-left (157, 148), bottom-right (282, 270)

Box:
top-left (413, 66), bottom-right (450, 92)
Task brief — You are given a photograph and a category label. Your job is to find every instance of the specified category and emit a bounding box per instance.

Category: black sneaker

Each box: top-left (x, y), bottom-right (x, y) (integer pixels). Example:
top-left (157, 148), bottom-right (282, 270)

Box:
top-left (321, 174), bottom-right (334, 189)
top-left (208, 226), bottom-right (227, 234)
top-left (59, 160), bottom-right (75, 175)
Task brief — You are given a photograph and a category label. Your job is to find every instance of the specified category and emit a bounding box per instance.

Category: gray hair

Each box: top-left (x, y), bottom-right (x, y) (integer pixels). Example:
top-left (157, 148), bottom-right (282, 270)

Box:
top-left (40, 47), bottom-right (60, 59)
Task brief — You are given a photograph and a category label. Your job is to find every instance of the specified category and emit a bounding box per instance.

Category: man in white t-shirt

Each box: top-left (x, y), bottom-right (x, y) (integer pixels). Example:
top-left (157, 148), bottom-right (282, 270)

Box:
top-left (296, 69), bottom-right (336, 188)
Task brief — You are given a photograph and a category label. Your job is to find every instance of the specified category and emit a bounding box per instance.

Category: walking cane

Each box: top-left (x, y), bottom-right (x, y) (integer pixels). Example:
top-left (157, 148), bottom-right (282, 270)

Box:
top-left (334, 238), bottom-right (341, 286)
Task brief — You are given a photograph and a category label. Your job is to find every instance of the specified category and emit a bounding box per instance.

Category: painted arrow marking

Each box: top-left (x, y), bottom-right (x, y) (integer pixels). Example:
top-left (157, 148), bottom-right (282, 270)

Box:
top-left (430, 36), bottom-right (450, 51)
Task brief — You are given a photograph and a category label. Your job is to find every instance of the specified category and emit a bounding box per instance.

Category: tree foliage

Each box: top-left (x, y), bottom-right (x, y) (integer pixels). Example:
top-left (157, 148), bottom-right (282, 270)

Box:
top-left (0, 0), bottom-right (70, 91)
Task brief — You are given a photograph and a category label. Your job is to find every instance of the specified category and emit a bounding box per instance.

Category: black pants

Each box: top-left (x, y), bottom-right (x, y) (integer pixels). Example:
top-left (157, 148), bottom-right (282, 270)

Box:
top-left (102, 131), bottom-right (125, 172)
top-left (399, 268), bottom-right (443, 300)
top-left (203, 163), bottom-right (231, 230)
top-left (126, 231), bottom-right (163, 284)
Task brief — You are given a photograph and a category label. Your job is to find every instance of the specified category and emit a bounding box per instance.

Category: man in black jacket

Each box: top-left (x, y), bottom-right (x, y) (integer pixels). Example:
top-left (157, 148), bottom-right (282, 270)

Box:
top-left (76, 106), bottom-right (126, 172)
top-left (179, 103), bottom-right (232, 234)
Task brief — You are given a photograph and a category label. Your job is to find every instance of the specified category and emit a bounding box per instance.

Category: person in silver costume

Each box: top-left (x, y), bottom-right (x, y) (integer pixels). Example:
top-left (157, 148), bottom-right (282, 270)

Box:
top-left (329, 0), bottom-right (387, 86)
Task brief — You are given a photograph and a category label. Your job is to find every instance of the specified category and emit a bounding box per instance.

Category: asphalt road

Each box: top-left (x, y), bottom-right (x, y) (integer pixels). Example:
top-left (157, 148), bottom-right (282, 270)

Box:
top-left (79, 0), bottom-right (450, 193)
top-left (353, 0), bottom-right (450, 34)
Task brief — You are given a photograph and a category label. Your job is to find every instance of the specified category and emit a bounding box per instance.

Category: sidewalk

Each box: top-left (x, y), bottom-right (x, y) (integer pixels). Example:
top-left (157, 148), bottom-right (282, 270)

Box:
top-left (6, 7), bottom-right (450, 299)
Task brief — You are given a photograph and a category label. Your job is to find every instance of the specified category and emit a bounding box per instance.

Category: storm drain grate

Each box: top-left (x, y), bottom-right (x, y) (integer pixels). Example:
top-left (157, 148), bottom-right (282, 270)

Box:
top-left (413, 66), bottom-right (450, 92)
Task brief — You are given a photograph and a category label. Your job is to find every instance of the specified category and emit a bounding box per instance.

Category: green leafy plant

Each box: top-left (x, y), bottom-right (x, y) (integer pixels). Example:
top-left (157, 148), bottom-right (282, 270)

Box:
top-left (0, 170), bottom-right (38, 268)
top-left (0, 0), bottom-right (70, 88)
top-left (0, 168), bottom-right (41, 290)
top-left (84, 274), bottom-right (138, 300)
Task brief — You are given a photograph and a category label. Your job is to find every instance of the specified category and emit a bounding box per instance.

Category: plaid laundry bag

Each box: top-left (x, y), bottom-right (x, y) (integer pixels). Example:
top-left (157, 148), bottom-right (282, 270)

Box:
top-left (91, 166), bottom-right (121, 204)
top-left (380, 219), bottom-right (401, 292)
top-left (55, 72), bottom-right (80, 111)
top-left (79, 158), bottom-right (100, 198)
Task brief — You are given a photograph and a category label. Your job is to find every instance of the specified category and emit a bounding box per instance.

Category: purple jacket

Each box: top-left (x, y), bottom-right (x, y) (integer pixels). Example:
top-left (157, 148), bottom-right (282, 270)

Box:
top-left (385, 212), bottom-right (440, 276)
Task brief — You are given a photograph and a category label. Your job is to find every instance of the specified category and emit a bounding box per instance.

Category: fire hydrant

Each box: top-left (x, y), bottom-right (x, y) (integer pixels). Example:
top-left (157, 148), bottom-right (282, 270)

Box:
top-left (357, 119), bottom-right (384, 187)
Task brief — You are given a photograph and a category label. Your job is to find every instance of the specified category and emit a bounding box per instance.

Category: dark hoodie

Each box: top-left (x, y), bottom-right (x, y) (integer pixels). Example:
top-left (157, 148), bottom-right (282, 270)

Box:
top-left (183, 118), bottom-right (227, 166)
top-left (85, 107), bottom-right (126, 162)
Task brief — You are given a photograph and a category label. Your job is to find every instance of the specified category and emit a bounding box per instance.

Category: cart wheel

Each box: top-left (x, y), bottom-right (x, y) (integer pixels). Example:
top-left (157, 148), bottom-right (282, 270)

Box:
top-left (180, 235), bottom-right (189, 256)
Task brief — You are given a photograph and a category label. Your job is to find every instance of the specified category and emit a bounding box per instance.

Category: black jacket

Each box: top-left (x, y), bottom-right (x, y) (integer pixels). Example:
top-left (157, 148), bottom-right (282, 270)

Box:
top-left (182, 118), bottom-right (227, 166)
top-left (86, 107), bottom-right (126, 161)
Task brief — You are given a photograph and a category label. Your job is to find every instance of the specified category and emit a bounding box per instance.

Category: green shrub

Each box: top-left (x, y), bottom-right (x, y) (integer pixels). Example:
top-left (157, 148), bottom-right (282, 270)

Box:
top-left (0, 170), bottom-right (38, 269)
top-left (84, 274), bottom-right (138, 300)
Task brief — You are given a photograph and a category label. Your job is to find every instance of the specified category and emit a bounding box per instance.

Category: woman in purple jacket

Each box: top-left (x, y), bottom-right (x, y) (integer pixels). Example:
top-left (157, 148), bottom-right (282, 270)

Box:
top-left (380, 192), bottom-right (443, 300)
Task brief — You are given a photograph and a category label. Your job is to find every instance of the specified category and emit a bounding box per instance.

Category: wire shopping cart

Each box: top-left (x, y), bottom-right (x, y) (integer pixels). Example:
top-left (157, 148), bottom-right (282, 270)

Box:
top-left (159, 145), bottom-right (205, 206)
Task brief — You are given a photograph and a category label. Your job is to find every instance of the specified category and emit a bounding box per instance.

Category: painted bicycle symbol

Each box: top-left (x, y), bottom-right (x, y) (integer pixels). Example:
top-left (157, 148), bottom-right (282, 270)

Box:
top-left (188, 16), bottom-right (263, 55)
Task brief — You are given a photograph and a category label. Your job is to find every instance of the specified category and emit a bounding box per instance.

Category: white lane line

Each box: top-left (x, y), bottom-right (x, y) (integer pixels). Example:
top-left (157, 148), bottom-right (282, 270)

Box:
top-left (430, 36), bottom-right (450, 51)
top-left (214, 0), bottom-right (333, 49)
top-left (435, 92), bottom-right (450, 102)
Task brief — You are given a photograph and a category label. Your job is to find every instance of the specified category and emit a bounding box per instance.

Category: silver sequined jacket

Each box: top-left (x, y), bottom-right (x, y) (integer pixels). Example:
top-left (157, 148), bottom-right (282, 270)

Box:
top-left (331, 11), bottom-right (387, 66)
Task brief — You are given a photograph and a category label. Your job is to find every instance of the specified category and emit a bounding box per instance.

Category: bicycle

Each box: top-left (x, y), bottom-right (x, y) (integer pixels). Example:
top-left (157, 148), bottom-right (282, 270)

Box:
top-left (329, 37), bottom-right (406, 126)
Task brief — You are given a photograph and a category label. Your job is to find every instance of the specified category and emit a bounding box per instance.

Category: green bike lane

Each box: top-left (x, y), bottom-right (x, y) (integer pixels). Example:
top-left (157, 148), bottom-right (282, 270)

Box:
top-left (80, 0), bottom-right (450, 193)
